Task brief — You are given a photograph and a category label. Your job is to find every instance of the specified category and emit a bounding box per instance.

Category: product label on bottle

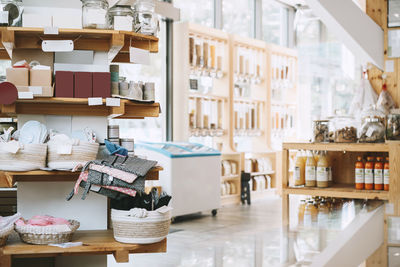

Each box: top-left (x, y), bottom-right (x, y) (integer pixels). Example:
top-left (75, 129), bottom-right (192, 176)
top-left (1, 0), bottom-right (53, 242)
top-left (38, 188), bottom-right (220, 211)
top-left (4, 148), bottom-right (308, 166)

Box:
top-left (306, 166), bottom-right (316, 181)
top-left (328, 167), bottom-right (332, 182)
top-left (384, 169), bottom-right (390, 185)
top-left (365, 169), bottom-right (373, 184)
top-left (294, 166), bottom-right (301, 182)
top-left (374, 169), bottom-right (383, 185)
top-left (355, 168), bottom-right (364, 184)
top-left (317, 167), bottom-right (328, 182)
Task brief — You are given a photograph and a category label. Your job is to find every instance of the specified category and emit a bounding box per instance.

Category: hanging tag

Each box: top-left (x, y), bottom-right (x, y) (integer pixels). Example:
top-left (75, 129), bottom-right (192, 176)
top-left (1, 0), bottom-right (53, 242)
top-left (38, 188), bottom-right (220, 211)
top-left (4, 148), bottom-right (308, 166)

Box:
top-left (130, 47), bottom-right (150, 65)
top-left (88, 97), bottom-right (103, 106)
top-left (106, 98), bottom-right (120, 107)
top-left (42, 40), bottom-right (74, 52)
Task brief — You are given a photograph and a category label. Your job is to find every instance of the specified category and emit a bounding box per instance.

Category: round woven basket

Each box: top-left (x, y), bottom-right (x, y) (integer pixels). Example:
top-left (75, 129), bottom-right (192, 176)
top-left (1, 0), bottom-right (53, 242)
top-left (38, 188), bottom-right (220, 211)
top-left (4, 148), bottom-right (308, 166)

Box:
top-left (15, 220), bottom-right (80, 245)
top-left (47, 142), bottom-right (99, 170)
top-left (111, 209), bottom-right (171, 244)
top-left (0, 143), bottom-right (47, 171)
top-left (0, 223), bottom-right (14, 247)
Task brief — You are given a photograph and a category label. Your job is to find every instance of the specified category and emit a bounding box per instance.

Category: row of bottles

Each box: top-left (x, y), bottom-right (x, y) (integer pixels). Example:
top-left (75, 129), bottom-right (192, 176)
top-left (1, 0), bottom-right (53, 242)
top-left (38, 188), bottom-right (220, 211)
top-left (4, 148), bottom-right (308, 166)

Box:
top-left (294, 150), bottom-right (332, 188)
top-left (355, 156), bottom-right (389, 191)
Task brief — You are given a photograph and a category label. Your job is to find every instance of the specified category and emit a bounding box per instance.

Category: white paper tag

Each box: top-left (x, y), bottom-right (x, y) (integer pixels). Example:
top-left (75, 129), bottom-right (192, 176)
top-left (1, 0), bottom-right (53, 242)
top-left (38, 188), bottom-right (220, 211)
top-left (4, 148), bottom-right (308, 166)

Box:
top-left (114, 16), bottom-right (133, 31)
top-left (88, 97), bottom-right (103, 106)
top-left (106, 98), bottom-right (121, 107)
top-left (0, 11), bottom-right (8, 24)
top-left (57, 144), bottom-right (72, 155)
top-left (91, 185), bottom-right (101, 192)
top-left (49, 242), bottom-right (82, 248)
top-left (29, 86), bottom-right (43, 95)
top-left (366, 127), bottom-right (374, 137)
top-left (18, 92), bottom-right (34, 99)
top-left (385, 60), bottom-right (395, 73)
top-left (2, 141), bottom-right (20, 154)
top-left (156, 206), bottom-right (173, 214)
top-left (44, 27), bottom-right (59, 35)
top-left (86, 9), bottom-right (106, 25)
top-left (386, 203), bottom-right (395, 215)
top-left (130, 47), bottom-right (150, 65)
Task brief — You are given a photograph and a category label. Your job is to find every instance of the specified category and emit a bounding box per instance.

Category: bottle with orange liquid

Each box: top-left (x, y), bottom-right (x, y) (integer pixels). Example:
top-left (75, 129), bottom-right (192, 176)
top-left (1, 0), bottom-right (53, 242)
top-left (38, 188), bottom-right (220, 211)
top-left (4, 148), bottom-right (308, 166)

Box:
top-left (374, 157), bottom-right (383, 190)
top-left (355, 156), bottom-right (364, 190)
top-left (384, 157), bottom-right (389, 191)
top-left (364, 157), bottom-right (374, 190)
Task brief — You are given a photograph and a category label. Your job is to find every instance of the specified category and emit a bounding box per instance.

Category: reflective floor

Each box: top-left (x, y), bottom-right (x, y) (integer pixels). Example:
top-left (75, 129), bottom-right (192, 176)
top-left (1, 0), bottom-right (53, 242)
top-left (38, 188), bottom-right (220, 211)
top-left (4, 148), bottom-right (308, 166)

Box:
top-left (108, 195), bottom-right (373, 267)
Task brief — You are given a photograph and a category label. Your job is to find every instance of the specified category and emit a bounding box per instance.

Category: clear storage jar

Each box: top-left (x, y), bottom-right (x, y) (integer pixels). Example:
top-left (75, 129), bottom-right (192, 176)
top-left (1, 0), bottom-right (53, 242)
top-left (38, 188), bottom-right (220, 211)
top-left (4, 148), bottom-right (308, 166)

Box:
top-left (332, 115), bottom-right (358, 143)
top-left (313, 120), bottom-right (329, 143)
top-left (387, 109), bottom-right (400, 140)
top-left (107, 5), bottom-right (133, 31)
top-left (359, 117), bottom-right (385, 143)
top-left (0, 0), bottom-right (23, 26)
top-left (81, 0), bottom-right (109, 29)
top-left (134, 0), bottom-right (159, 36)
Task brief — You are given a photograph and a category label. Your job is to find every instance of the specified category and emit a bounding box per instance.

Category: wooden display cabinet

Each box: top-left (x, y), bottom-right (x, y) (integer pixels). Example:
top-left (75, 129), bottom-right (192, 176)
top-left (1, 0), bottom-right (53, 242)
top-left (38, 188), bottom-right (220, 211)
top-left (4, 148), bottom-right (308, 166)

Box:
top-left (280, 142), bottom-right (399, 266)
top-left (220, 152), bottom-right (242, 206)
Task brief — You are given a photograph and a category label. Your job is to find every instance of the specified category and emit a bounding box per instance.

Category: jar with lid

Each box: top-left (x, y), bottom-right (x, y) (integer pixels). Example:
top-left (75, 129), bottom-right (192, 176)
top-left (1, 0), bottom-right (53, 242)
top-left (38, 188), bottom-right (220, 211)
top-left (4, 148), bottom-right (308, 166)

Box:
top-left (359, 117), bottom-right (385, 143)
top-left (0, 0), bottom-right (23, 26)
top-left (332, 115), bottom-right (358, 143)
top-left (107, 5), bottom-right (133, 31)
top-left (134, 0), bottom-right (159, 36)
top-left (81, 0), bottom-right (109, 29)
top-left (387, 109), bottom-right (400, 140)
top-left (313, 120), bottom-right (329, 143)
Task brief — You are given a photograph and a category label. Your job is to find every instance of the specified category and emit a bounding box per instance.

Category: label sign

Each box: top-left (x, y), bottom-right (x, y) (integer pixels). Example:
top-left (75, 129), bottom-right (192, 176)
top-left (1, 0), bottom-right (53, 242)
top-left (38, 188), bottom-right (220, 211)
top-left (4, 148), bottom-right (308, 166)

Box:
top-left (130, 47), bottom-right (150, 65)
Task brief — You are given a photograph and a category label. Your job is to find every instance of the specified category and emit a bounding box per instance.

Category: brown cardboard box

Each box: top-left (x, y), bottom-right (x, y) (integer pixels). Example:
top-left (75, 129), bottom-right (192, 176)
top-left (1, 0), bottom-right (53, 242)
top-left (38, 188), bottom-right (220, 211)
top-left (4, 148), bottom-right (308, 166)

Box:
top-left (17, 86), bottom-right (54, 97)
top-left (30, 69), bottom-right (52, 86)
top-left (6, 68), bottom-right (29, 86)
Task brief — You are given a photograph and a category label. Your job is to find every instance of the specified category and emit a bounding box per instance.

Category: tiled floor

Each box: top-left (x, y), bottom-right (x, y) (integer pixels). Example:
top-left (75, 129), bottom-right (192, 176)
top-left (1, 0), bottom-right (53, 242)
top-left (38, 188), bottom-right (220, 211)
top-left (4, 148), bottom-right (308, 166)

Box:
top-left (109, 195), bottom-right (285, 267)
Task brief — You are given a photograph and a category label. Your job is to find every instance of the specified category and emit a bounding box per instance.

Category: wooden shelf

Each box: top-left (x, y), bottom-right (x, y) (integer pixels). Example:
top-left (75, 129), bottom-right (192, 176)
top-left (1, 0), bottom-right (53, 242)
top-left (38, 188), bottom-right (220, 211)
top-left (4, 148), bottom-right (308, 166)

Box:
top-left (221, 194), bottom-right (241, 206)
top-left (0, 166), bottom-right (163, 188)
top-left (283, 142), bottom-right (389, 152)
top-left (250, 171), bottom-right (275, 176)
top-left (0, 230), bottom-right (166, 265)
top-left (0, 98), bottom-right (160, 119)
top-left (221, 174), bottom-right (240, 181)
top-left (0, 27), bottom-right (158, 62)
top-left (188, 93), bottom-right (228, 101)
top-left (283, 184), bottom-right (389, 200)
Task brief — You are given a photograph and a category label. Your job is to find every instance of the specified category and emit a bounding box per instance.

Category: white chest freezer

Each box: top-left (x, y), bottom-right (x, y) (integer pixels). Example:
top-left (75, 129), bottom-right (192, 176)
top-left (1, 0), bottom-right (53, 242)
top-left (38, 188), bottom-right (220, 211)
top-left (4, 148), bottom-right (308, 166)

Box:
top-left (135, 142), bottom-right (221, 217)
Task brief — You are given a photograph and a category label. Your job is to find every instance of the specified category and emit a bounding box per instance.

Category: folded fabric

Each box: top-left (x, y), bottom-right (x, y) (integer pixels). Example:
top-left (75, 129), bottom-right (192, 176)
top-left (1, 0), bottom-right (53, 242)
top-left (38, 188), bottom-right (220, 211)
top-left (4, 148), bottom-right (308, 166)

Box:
top-left (18, 215), bottom-right (71, 227)
top-left (89, 163), bottom-right (138, 183)
top-left (0, 213), bottom-right (21, 230)
top-left (105, 139), bottom-right (128, 156)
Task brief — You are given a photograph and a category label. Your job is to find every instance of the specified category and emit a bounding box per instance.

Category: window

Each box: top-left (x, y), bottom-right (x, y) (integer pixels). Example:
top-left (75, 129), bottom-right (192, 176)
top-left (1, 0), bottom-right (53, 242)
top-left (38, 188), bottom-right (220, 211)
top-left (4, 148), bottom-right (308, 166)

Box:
top-left (173, 0), bottom-right (214, 27)
top-left (262, 0), bottom-right (289, 46)
top-left (110, 22), bottom-right (167, 142)
top-left (223, 0), bottom-right (253, 37)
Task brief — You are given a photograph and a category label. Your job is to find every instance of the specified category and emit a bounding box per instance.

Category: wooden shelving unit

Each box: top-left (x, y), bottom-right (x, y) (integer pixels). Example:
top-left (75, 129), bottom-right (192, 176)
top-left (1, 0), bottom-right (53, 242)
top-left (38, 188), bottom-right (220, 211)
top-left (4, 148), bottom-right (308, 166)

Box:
top-left (281, 142), bottom-right (400, 267)
top-left (1, 231), bottom-right (166, 266)
top-left (220, 152), bottom-right (242, 206)
top-left (0, 98), bottom-right (160, 119)
top-left (0, 27), bottom-right (158, 62)
top-left (0, 166), bottom-right (163, 188)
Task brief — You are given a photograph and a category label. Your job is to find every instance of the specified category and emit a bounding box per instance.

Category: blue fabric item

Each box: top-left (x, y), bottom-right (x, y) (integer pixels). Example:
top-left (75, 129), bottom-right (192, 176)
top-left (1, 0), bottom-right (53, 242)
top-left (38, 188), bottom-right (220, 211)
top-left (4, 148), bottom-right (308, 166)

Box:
top-left (105, 139), bottom-right (128, 156)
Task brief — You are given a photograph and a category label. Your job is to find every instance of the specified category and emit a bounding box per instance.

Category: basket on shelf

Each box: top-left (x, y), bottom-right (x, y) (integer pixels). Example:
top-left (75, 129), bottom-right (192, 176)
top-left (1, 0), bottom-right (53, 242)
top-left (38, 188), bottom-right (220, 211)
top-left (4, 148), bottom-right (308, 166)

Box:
top-left (15, 220), bottom-right (80, 245)
top-left (111, 208), bottom-right (171, 244)
top-left (0, 223), bottom-right (14, 247)
top-left (47, 142), bottom-right (99, 170)
top-left (0, 143), bottom-right (47, 171)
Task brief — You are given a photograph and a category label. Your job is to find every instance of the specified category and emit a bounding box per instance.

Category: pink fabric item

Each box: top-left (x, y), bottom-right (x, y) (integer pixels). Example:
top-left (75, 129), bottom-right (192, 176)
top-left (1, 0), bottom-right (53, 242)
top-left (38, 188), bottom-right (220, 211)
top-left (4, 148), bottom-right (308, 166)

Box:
top-left (28, 218), bottom-right (51, 226)
top-left (88, 164), bottom-right (138, 183)
top-left (15, 218), bottom-right (26, 226)
top-left (24, 216), bottom-right (70, 226)
top-left (50, 217), bottom-right (70, 225)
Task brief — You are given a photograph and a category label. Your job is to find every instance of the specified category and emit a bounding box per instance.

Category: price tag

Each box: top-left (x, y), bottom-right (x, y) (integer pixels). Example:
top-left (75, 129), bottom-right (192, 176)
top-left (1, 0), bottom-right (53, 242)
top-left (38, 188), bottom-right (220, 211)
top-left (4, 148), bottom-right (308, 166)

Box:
top-left (57, 144), bottom-right (72, 155)
top-left (114, 16), bottom-right (133, 31)
top-left (106, 97), bottom-right (120, 107)
top-left (130, 47), bottom-right (150, 65)
top-left (0, 11), bottom-right (8, 24)
top-left (44, 27), bottom-right (59, 35)
top-left (18, 92), bottom-right (34, 99)
top-left (29, 86), bottom-right (43, 95)
top-left (88, 97), bottom-right (103, 106)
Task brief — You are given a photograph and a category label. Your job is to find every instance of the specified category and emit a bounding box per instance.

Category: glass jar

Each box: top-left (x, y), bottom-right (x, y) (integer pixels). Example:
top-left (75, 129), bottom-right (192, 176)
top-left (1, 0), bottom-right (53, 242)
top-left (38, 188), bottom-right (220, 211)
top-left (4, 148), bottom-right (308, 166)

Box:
top-left (81, 0), bottom-right (109, 29)
top-left (387, 109), bottom-right (400, 140)
top-left (0, 0), bottom-right (23, 26)
top-left (359, 117), bottom-right (385, 143)
top-left (107, 5), bottom-right (134, 31)
top-left (134, 0), bottom-right (159, 36)
top-left (332, 115), bottom-right (358, 143)
top-left (313, 120), bottom-right (329, 143)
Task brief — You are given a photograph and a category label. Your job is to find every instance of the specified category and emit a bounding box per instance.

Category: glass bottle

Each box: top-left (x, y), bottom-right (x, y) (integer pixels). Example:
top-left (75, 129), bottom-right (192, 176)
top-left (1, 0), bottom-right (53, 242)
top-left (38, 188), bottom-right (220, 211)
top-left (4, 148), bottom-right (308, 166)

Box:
top-left (316, 151), bottom-right (329, 188)
top-left (294, 150), bottom-right (306, 186)
top-left (81, 0), bottom-right (109, 29)
top-left (384, 157), bottom-right (389, 191)
top-left (365, 157), bottom-right (374, 190)
top-left (305, 151), bottom-right (316, 187)
top-left (374, 157), bottom-right (383, 190)
top-left (355, 156), bottom-right (364, 190)
top-left (134, 0), bottom-right (159, 36)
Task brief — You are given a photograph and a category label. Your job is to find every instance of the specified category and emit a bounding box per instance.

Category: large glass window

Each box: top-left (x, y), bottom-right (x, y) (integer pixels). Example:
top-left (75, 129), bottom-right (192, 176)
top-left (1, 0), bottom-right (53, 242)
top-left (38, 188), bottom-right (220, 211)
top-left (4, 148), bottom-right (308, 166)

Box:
top-left (223, 0), bottom-right (253, 37)
top-left (173, 0), bottom-right (214, 27)
top-left (262, 0), bottom-right (289, 46)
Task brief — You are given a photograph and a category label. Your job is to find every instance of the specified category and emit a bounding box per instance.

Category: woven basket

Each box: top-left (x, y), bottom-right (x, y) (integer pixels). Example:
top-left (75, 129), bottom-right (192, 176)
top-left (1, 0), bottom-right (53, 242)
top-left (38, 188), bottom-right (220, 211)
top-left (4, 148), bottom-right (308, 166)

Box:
top-left (15, 220), bottom-right (80, 245)
top-left (0, 223), bottom-right (14, 247)
top-left (111, 209), bottom-right (171, 244)
top-left (0, 143), bottom-right (47, 171)
top-left (47, 142), bottom-right (99, 170)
